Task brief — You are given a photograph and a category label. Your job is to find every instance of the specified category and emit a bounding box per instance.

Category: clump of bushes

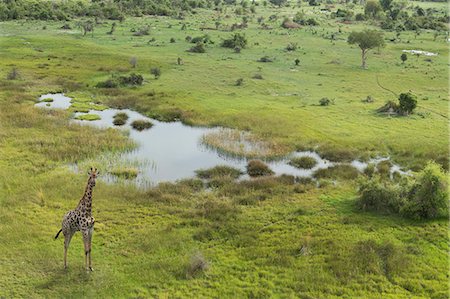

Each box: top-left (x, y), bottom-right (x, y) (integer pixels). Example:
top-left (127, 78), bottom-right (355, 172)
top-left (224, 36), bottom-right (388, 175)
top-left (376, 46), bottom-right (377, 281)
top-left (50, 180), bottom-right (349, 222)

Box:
top-left (189, 42), bottom-right (206, 53)
top-left (96, 73), bottom-right (143, 88)
top-left (131, 119), bottom-right (153, 131)
top-left (221, 33), bottom-right (248, 49)
top-left (235, 78), bottom-right (244, 86)
top-left (285, 42), bottom-right (298, 51)
top-left (246, 160), bottom-right (274, 177)
top-left (113, 112), bottom-right (129, 126)
top-left (377, 92), bottom-right (417, 115)
top-left (195, 165), bottom-right (243, 180)
top-left (358, 161), bottom-right (448, 219)
top-left (150, 67), bottom-right (161, 79)
top-left (132, 25), bottom-right (150, 36)
top-left (289, 156), bottom-right (317, 169)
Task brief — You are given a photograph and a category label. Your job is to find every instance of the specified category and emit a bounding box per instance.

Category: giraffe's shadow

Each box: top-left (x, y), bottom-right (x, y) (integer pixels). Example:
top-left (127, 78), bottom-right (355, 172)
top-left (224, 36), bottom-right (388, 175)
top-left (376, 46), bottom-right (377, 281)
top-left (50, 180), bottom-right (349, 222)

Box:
top-left (36, 264), bottom-right (94, 291)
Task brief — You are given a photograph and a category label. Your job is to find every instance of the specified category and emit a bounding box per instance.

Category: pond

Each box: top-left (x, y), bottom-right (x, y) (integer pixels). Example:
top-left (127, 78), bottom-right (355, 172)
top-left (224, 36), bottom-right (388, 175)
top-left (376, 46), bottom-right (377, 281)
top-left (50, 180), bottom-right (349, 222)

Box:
top-left (36, 94), bottom-right (409, 186)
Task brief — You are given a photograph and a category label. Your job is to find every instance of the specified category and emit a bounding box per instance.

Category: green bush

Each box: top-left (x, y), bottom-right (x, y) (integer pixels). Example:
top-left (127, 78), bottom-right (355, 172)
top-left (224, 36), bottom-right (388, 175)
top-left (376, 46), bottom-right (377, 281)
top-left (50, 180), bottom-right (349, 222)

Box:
top-left (402, 162), bottom-right (448, 219)
top-left (113, 112), bottom-right (129, 126)
top-left (221, 33), bottom-right (248, 49)
top-left (246, 160), bottom-right (274, 177)
top-left (189, 42), bottom-right (206, 53)
top-left (131, 119), bottom-right (153, 131)
top-left (357, 177), bottom-right (405, 213)
top-left (288, 156), bottom-right (317, 169)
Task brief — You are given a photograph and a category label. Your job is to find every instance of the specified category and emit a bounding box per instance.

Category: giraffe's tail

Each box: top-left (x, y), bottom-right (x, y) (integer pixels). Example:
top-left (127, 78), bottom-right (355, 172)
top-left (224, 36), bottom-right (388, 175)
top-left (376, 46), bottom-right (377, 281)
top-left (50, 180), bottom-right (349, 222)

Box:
top-left (54, 229), bottom-right (62, 240)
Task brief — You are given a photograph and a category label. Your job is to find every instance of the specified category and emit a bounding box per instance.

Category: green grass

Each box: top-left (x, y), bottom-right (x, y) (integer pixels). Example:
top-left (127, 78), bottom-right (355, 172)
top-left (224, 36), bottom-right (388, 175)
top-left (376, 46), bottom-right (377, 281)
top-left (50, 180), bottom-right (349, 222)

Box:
top-left (74, 113), bottom-right (101, 121)
top-left (110, 167), bottom-right (139, 179)
top-left (0, 2), bottom-right (448, 298)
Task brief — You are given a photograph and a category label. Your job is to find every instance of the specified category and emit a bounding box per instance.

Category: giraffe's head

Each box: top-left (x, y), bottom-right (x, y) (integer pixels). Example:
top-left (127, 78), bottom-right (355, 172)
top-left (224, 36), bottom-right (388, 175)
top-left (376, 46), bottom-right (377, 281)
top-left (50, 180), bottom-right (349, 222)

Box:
top-left (87, 167), bottom-right (100, 187)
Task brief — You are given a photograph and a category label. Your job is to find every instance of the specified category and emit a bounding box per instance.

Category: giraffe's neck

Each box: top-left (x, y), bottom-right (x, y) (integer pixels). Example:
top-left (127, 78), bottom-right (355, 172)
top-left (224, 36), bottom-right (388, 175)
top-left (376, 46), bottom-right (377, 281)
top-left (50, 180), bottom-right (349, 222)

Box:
top-left (77, 178), bottom-right (94, 215)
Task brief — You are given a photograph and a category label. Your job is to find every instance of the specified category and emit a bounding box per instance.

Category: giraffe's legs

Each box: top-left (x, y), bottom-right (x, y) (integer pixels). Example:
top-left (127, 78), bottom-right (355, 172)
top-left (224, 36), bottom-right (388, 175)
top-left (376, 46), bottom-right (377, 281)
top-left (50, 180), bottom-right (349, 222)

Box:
top-left (63, 232), bottom-right (73, 269)
top-left (88, 228), bottom-right (94, 271)
top-left (82, 230), bottom-right (94, 272)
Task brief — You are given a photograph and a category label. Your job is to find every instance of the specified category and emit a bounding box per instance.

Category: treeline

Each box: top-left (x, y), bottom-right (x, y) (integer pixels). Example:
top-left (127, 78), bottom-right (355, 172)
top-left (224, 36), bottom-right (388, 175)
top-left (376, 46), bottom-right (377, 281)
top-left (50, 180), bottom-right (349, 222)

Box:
top-left (0, 0), bottom-right (215, 21)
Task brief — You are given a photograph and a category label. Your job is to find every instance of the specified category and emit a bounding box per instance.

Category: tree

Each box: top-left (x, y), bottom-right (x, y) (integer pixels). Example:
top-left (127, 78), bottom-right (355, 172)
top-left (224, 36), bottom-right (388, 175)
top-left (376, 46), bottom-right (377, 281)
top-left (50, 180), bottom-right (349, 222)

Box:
top-left (364, 0), bottom-right (382, 18)
top-left (347, 30), bottom-right (385, 69)
top-left (269, 0), bottom-right (287, 7)
top-left (380, 0), bottom-right (393, 11)
top-left (398, 92), bottom-right (417, 115)
top-left (400, 53), bottom-right (407, 64)
top-left (221, 33), bottom-right (248, 49)
top-left (150, 67), bottom-right (161, 79)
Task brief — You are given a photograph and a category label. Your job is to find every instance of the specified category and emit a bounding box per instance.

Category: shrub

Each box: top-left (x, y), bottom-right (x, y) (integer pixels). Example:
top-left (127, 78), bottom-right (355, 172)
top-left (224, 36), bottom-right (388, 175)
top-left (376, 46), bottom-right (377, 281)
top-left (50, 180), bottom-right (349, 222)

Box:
top-left (119, 73), bottom-right (143, 85)
top-left (221, 33), bottom-right (248, 49)
top-left (319, 97), bottom-right (331, 106)
top-left (314, 165), bottom-right (359, 180)
top-left (150, 67), bottom-right (161, 79)
top-left (189, 42), bottom-right (206, 53)
top-left (252, 74), bottom-right (263, 79)
top-left (377, 160), bottom-right (392, 177)
top-left (289, 156), bottom-right (317, 169)
top-left (247, 160), bottom-right (274, 177)
top-left (133, 25), bottom-right (150, 36)
top-left (285, 42), bottom-right (298, 51)
top-left (357, 177), bottom-right (405, 213)
top-left (294, 58), bottom-right (300, 66)
top-left (195, 165), bottom-right (243, 179)
top-left (235, 78), bottom-right (244, 86)
top-left (402, 162), bottom-right (448, 219)
top-left (185, 252), bottom-right (209, 279)
top-left (400, 53), bottom-right (407, 63)
top-left (96, 79), bottom-right (118, 88)
top-left (258, 56), bottom-right (273, 62)
top-left (112, 112), bottom-right (129, 126)
top-left (131, 119), bottom-right (153, 131)
top-left (6, 68), bottom-right (19, 80)
top-left (170, 37), bottom-right (176, 43)
top-left (398, 92), bottom-right (417, 115)
top-left (110, 167), bottom-right (138, 179)
top-left (355, 13), bottom-right (366, 21)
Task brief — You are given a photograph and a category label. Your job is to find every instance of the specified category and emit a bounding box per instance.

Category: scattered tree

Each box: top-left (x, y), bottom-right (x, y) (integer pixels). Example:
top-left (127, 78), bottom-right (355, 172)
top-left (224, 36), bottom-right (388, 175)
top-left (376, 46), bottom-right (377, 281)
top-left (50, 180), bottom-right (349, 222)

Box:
top-left (294, 58), bottom-right (300, 66)
top-left (398, 92), bottom-right (417, 115)
top-left (400, 53), bottom-right (407, 64)
top-left (347, 30), bottom-right (385, 69)
top-left (221, 33), bottom-right (248, 49)
top-left (364, 0), bottom-right (382, 19)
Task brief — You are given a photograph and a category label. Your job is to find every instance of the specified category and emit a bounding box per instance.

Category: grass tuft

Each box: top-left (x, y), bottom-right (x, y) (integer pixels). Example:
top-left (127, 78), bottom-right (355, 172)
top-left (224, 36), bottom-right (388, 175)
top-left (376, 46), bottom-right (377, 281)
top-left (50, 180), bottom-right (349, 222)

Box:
top-left (288, 156), bottom-right (317, 169)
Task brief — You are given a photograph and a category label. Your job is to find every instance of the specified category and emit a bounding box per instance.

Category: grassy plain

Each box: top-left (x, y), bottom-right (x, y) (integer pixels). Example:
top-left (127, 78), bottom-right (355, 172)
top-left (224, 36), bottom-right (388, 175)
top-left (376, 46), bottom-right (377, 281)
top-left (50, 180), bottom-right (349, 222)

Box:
top-left (0, 2), bottom-right (448, 298)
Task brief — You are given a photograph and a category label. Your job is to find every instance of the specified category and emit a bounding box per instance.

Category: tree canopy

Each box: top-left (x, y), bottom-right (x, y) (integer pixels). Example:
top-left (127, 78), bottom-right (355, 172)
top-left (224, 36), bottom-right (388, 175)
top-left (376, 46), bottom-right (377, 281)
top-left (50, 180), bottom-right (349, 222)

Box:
top-left (348, 30), bottom-right (385, 68)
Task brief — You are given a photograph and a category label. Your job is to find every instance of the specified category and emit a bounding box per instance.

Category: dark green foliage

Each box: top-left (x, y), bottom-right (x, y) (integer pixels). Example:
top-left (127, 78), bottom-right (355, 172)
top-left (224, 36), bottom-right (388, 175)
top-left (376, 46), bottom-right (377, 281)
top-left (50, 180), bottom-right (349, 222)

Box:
top-left (131, 119), bottom-right (153, 131)
top-left (319, 97), bottom-right (331, 106)
top-left (258, 56), bottom-right (273, 62)
top-left (132, 26), bottom-right (150, 36)
top-left (0, 0), bottom-right (212, 21)
top-left (398, 92), bottom-right (417, 115)
top-left (235, 78), bottom-right (244, 86)
top-left (364, 0), bottom-right (382, 18)
top-left (355, 13), bottom-right (366, 21)
top-left (289, 156), bottom-right (317, 169)
top-left (221, 33), bottom-right (248, 49)
top-left (189, 42), bottom-right (206, 53)
top-left (112, 112), bottom-right (129, 126)
top-left (246, 160), bottom-right (274, 177)
top-left (402, 162), bottom-right (448, 219)
top-left (348, 30), bottom-right (385, 68)
top-left (314, 165), bottom-right (360, 180)
top-left (119, 73), bottom-right (143, 86)
top-left (294, 58), bottom-right (300, 66)
top-left (357, 176), bottom-right (405, 213)
top-left (191, 35), bottom-right (212, 44)
top-left (195, 165), bottom-right (243, 179)
top-left (358, 162), bottom-right (448, 219)
top-left (96, 79), bottom-right (118, 88)
top-left (269, 0), bottom-right (287, 7)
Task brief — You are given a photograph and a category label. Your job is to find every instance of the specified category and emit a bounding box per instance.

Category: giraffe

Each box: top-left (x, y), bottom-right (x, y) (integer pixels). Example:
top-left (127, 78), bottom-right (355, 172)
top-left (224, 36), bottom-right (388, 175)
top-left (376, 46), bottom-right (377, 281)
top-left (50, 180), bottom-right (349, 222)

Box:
top-left (55, 167), bottom-right (99, 271)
